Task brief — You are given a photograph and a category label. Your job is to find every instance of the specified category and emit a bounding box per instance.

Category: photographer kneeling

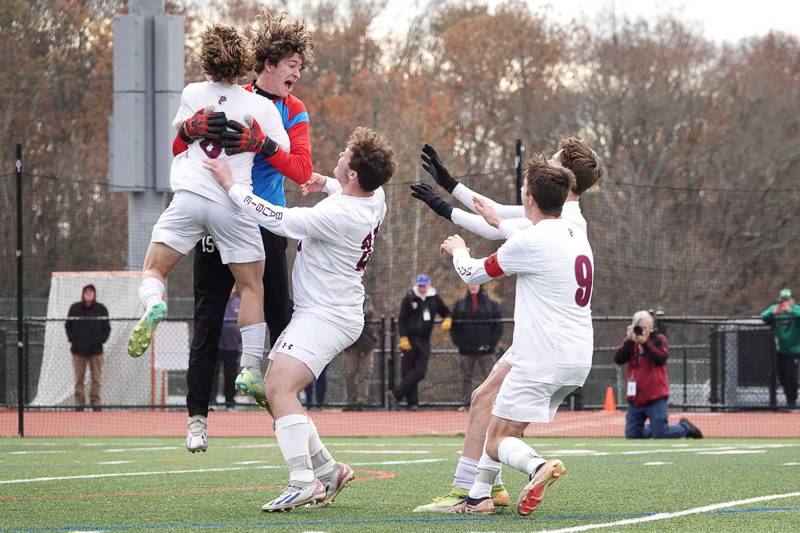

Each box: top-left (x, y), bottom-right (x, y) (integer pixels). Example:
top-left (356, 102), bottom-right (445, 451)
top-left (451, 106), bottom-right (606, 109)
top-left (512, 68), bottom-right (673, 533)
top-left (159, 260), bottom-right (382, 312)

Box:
top-left (614, 311), bottom-right (702, 439)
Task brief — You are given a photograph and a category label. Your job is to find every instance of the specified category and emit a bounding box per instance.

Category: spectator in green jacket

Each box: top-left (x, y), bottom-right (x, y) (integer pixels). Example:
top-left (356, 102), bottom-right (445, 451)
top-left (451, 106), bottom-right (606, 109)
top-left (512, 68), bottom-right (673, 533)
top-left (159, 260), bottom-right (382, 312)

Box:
top-left (761, 288), bottom-right (800, 409)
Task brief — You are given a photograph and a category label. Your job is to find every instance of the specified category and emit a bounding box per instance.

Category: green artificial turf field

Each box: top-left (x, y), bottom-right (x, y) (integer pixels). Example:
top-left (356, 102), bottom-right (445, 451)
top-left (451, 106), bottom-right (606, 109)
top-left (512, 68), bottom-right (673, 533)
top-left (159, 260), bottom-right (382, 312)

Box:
top-left (1, 436), bottom-right (799, 532)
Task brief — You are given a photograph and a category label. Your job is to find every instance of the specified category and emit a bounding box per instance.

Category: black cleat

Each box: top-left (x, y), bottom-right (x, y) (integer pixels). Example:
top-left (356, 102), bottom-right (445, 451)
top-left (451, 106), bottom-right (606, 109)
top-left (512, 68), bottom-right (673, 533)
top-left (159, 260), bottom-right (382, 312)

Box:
top-left (680, 417), bottom-right (703, 439)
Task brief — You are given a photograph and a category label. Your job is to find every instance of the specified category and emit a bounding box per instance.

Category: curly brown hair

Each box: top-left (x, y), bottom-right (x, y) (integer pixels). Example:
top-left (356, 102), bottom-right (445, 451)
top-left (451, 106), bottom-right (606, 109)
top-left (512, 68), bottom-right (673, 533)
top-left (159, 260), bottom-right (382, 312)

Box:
top-left (252, 11), bottom-right (315, 73)
top-left (524, 154), bottom-right (576, 216)
top-left (347, 127), bottom-right (396, 192)
top-left (558, 137), bottom-right (605, 195)
top-left (199, 24), bottom-right (254, 84)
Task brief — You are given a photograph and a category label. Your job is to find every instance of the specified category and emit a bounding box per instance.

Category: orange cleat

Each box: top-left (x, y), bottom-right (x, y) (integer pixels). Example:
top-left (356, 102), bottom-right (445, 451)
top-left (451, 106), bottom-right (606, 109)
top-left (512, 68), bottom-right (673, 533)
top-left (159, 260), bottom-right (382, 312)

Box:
top-left (517, 459), bottom-right (566, 516)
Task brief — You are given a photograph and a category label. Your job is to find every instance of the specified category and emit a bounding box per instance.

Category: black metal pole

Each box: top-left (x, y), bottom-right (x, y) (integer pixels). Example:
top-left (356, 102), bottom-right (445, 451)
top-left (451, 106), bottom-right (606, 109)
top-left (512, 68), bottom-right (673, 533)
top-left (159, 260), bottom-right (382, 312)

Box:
top-left (682, 347), bottom-right (688, 406)
top-left (709, 327), bottom-right (718, 407)
top-left (379, 315), bottom-right (386, 408)
top-left (515, 139), bottom-right (523, 205)
top-left (388, 316), bottom-right (397, 406)
top-left (769, 342), bottom-right (777, 410)
top-left (16, 143), bottom-right (24, 438)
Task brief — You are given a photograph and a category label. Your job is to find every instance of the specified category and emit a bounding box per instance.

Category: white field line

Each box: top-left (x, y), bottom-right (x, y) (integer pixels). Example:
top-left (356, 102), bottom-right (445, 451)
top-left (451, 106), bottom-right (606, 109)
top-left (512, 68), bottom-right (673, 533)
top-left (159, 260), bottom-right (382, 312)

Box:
top-left (0, 458), bottom-right (445, 485)
top-left (2, 441), bottom-right (795, 457)
top-left (539, 444), bottom-right (798, 457)
top-left (643, 462), bottom-right (673, 466)
top-left (4, 450), bottom-right (68, 455)
top-left (0, 441), bottom-right (461, 455)
top-left (103, 446), bottom-right (183, 453)
top-left (698, 450), bottom-right (766, 455)
top-left (343, 450), bottom-right (432, 454)
top-left (532, 491), bottom-right (800, 533)
top-left (96, 461), bottom-right (133, 465)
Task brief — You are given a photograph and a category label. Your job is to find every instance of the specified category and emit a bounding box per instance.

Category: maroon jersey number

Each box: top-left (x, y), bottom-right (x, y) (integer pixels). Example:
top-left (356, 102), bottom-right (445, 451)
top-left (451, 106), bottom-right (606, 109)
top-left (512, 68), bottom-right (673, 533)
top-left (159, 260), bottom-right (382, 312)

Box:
top-left (574, 255), bottom-right (593, 307)
top-left (355, 224), bottom-right (381, 271)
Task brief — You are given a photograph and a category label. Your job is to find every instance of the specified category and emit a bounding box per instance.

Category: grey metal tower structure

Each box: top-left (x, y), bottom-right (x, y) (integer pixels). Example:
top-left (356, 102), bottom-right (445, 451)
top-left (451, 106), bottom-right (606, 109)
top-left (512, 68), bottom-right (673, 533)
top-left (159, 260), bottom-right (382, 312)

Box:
top-left (108, 0), bottom-right (184, 269)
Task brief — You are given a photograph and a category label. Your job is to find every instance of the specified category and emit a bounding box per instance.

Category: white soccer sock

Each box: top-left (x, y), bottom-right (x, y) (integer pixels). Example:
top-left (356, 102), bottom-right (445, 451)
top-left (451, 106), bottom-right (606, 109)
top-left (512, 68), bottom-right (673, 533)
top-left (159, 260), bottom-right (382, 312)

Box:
top-left (452, 456), bottom-right (479, 491)
top-left (497, 437), bottom-right (544, 476)
top-left (138, 277), bottom-right (165, 311)
top-left (308, 418), bottom-right (337, 482)
top-left (468, 452), bottom-right (501, 500)
top-left (239, 322), bottom-right (266, 370)
top-left (274, 414), bottom-right (314, 485)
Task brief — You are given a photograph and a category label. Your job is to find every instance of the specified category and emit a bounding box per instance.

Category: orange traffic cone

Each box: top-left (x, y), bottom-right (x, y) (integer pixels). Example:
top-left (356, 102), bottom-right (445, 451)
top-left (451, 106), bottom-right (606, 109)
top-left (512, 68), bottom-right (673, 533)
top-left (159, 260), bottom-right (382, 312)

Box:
top-left (603, 386), bottom-right (617, 412)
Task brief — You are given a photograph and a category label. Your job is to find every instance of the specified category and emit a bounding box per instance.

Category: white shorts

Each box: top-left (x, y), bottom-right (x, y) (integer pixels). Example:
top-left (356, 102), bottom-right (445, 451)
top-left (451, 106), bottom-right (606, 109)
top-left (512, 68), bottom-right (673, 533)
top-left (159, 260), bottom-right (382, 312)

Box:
top-left (492, 368), bottom-right (576, 423)
top-left (268, 311), bottom-right (363, 378)
top-left (151, 190), bottom-right (264, 264)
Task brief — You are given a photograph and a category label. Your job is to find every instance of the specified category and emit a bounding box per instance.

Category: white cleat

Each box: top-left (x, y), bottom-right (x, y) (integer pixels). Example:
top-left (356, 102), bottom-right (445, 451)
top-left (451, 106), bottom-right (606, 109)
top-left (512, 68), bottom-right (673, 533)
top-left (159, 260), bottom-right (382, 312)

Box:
top-left (186, 415), bottom-right (208, 453)
top-left (316, 462), bottom-right (355, 507)
top-left (261, 480), bottom-right (325, 512)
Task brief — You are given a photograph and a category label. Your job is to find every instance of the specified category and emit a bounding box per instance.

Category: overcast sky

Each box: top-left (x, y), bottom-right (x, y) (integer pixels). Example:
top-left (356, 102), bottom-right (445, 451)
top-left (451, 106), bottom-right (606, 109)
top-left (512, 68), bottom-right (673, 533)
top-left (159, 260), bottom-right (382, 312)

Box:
top-left (370, 0), bottom-right (800, 43)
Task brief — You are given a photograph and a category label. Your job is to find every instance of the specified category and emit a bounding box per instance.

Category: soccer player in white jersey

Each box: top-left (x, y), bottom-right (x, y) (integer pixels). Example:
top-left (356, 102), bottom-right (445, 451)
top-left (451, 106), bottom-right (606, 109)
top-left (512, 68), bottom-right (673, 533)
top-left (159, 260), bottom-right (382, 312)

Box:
top-left (127, 24), bottom-right (290, 380)
top-left (439, 157), bottom-right (594, 516)
top-left (203, 127), bottom-right (396, 512)
top-left (411, 139), bottom-right (605, 512)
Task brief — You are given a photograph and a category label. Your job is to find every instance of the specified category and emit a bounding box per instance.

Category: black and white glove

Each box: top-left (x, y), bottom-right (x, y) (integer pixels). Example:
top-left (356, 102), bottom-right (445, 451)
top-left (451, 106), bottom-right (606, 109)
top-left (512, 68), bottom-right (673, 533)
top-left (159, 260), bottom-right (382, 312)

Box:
top-left (421, 144), bottom-right (459, 193)
top-left (410, 183), bottom-right (453, 220)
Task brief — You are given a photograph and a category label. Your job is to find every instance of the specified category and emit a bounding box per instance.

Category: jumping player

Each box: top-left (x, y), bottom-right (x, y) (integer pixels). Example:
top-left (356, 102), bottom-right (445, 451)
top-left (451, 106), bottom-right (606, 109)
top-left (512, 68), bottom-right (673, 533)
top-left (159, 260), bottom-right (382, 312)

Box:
top-left (174, 12), bottom-right (315, 453)
top-left (411, 138), bottom-right (604, 512)
top-left (127, 23), bottom-right (289, 402)
top-left (439, 156), bottom-right (594, 515)
top-left (203, 127), bottom-right (396, 511)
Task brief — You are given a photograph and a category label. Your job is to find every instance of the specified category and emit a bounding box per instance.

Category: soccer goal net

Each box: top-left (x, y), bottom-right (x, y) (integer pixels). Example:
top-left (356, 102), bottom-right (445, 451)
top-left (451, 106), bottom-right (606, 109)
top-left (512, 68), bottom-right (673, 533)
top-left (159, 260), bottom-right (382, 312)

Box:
top-left (30, 271), bottom-right (189, 407)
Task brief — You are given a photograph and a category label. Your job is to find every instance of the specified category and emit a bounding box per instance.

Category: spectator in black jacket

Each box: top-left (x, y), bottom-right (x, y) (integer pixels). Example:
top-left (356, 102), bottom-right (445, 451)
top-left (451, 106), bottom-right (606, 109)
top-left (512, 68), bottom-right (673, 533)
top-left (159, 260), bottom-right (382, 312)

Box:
top-left (65, 284), bottom-right (110, 410)
top-left (344, 294), bottom-right (378, 410)
top-left (450, 284), bottom-right (503, 407)
top-left (393, 274), bottom-right (452, 409)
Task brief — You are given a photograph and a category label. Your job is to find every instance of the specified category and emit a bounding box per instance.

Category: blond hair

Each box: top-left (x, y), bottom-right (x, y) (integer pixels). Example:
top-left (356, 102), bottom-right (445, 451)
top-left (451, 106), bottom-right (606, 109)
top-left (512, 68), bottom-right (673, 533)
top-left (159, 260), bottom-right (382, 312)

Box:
top-left (631, 310), bottom-right (654, 328)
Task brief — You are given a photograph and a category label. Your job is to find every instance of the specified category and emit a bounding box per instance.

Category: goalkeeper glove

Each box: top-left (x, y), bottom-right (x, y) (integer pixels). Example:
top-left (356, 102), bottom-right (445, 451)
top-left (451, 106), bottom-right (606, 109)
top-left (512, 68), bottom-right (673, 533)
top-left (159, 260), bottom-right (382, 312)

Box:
top-left (440, 317), bottom-right (452, 332)
top-left (222, 116), bottom-right (279, 158)
top-left (410, 183), bottom-right (453, 220)
top-left (421, 144), bottom-right (459, 193)
top-left (399, 336), bottom-right (412, 352)
top-left (179, 106), bottom-right (227, 143)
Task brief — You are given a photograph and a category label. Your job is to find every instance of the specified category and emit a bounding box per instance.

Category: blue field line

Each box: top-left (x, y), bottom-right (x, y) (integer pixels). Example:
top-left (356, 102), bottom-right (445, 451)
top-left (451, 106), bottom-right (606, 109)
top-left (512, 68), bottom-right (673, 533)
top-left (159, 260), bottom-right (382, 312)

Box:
top-left (1, 506), bottom-right (798, 532)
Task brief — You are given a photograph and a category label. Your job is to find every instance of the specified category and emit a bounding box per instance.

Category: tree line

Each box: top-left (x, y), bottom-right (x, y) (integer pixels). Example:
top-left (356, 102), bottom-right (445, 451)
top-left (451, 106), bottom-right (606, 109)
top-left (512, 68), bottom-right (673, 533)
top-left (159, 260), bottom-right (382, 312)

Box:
top-left (0, 0), bottom-right (798, 317)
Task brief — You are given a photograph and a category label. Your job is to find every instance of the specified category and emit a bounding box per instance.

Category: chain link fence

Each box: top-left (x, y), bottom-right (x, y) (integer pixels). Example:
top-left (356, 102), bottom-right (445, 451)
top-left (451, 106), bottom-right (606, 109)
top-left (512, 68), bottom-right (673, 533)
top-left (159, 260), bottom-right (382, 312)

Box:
top-left (1, 316), bottom-right (789, 412)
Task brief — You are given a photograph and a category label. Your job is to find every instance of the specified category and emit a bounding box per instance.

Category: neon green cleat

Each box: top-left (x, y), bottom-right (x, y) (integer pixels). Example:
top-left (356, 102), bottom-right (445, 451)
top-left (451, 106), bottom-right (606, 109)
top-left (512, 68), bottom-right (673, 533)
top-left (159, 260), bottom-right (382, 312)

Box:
top-left (412, 488), bottom-right (468, 513)
top-left (491, 484), bottom-right (510, 506)
top-left (413, 484), bottom-right (509, 513)
top-left (235, 367), bottom-right (268, 409)
top-left (127, 301), bottom-right (167, 358)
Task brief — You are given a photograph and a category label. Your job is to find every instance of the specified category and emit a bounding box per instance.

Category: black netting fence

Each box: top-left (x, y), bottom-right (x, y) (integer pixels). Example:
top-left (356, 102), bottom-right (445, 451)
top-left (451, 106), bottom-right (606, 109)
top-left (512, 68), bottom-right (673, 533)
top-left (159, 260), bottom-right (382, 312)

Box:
top-left (0, 316), bottom-right (792, 411)
top-left (1, 168), bottom-right (799, 436)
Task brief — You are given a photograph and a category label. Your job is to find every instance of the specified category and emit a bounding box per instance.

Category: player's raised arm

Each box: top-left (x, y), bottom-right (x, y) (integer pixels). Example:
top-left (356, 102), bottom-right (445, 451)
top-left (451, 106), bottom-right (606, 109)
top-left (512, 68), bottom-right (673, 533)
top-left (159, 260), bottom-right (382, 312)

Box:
top-left (441, 232), bottom-right (533, 285)
top-left (451, 183), bottom-right (525, 219)
top-left (301, 172), bottom-right (341, 196)
top-left (203, 159), bottom-right (334, 241)
top-left (440, 235), bottom-right (500, 285)
top-left (410, 183), bottom-right (527, 240)
top-left (420, 144), bottom-right (524, 220)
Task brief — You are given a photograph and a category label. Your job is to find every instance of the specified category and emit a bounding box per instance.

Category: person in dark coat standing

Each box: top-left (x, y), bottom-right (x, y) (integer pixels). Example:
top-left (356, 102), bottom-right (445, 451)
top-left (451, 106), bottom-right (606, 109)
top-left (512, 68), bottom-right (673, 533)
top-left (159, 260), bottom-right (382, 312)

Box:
top-left (450, 284), bottom-right (503, 407)
top-left (65, 284), bottom-right (110, 410)
top-left (393, 274), bottom-right (451, 410)
top-left (344, 294), bottom-right (379, 410)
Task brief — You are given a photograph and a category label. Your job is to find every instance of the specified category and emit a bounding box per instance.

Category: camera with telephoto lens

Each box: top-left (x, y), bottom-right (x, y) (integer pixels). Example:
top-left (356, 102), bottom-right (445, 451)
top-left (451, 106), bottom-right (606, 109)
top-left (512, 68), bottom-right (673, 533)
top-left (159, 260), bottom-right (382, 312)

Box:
top-left (633, 325), bottom-right (644, 336)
